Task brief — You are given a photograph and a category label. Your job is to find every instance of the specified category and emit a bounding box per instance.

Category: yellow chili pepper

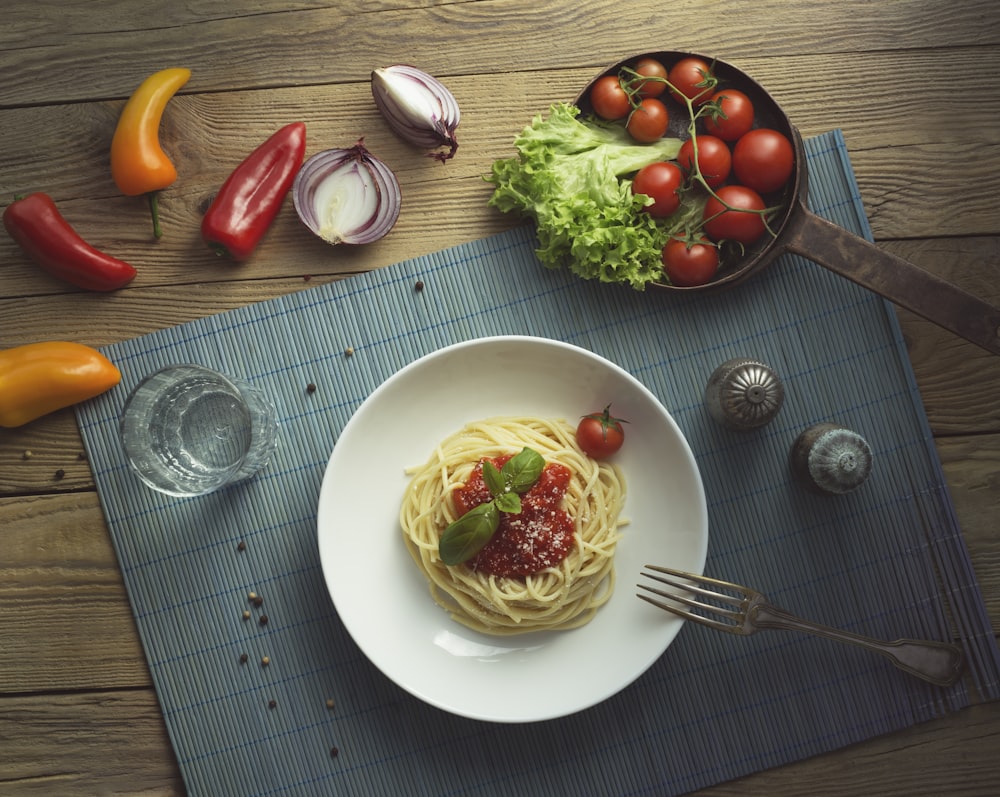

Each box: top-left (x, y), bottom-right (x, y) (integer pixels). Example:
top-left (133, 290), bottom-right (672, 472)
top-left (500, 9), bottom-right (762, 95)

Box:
top-left (111, 67), bottom-right (191, 239)
top-left (0, 342), bottom-right (121, 428)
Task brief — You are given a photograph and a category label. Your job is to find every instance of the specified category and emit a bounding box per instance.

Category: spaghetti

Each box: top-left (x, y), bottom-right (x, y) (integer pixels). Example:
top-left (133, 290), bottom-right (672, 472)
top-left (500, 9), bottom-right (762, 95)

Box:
top-left (400, 416), bottom-right (626, 634)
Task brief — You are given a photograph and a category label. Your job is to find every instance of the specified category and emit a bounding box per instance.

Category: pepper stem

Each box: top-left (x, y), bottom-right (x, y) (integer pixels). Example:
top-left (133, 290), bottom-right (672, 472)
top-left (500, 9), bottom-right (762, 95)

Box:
top-left (148, 192), bottom-right (163, 239)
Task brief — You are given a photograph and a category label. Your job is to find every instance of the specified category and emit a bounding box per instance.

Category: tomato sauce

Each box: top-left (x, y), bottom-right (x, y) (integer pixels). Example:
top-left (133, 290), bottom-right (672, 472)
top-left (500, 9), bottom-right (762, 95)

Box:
top-left (452, 455), bottom-right (575, 577)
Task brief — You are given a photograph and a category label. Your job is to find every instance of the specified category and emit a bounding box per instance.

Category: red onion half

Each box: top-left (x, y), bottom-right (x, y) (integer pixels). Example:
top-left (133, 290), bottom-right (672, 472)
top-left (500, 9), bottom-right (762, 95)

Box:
top-left (371, 65), bottom-right (460, 162)
top-left (291, 140), bottom-right (401, 245)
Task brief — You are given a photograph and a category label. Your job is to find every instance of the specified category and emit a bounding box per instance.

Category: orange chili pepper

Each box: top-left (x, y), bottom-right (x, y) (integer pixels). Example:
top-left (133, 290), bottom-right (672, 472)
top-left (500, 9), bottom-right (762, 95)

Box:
top-left (0, 341), bottom-right (121, 428)
top-left (111, 67), bottom-right (191, 239)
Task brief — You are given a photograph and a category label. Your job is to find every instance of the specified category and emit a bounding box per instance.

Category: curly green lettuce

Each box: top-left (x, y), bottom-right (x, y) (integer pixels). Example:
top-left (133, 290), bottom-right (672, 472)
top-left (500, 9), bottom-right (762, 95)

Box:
top-left (486, 103), bottom-right (683, 290)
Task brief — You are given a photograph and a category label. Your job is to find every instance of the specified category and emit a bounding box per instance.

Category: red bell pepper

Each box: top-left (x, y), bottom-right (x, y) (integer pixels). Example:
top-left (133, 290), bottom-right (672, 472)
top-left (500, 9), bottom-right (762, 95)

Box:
top-left (3, 192), bottom-right (138, 291)
top-left (201, 121), bottom-right (307, 261)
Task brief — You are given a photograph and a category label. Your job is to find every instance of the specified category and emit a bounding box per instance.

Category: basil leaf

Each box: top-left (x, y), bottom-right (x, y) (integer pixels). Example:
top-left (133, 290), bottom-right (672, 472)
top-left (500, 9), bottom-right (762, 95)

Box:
top-left (502, 447), bottom-right (545, 493)
top-left (481, 460), bottom-right (505, 498)
top-left (494, 492), bottom-right (522, 514)
top-left (437, 448), bottom-right (544, 566)
top-left (439, 502), bottom-right (500, 565)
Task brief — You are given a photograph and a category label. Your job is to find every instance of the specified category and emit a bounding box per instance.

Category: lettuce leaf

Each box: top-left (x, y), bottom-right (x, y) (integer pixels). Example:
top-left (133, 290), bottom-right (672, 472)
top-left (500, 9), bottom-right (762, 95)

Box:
top-left (487, 103), bottom-right (683, 290)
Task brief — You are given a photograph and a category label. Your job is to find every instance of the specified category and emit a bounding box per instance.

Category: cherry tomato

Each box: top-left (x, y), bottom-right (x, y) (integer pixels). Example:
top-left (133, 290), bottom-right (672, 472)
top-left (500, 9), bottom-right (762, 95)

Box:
top-left (631, 57), bottom-right (668, 99)
top-left (626, 98), bottom-right (669, 143)
top-left (662, 236), bottom-right (719, 287)
top-left (668, 57), bottom-right (716, 105)
top-left (678, 135), bottom-right (732, 187)
top-left (733, 128), bottom-right (795, 193)
top-left (576, 405), bottom-right (627, 459)
top-left (590, 75), bottom-right (631, 121)
top-left (704, 89), bottom-right (755, 141)
top-left (703, 185), bottom-right (767, 244)
top-left (632, 161), bottom-right (684, 217)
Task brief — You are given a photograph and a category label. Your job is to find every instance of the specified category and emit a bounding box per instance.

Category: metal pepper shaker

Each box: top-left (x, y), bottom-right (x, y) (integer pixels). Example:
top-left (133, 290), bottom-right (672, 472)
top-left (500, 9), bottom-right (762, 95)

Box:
top-left (704, 357), bottom-right (785, 430)
top-left (790, 422), bottom-right (873, 494)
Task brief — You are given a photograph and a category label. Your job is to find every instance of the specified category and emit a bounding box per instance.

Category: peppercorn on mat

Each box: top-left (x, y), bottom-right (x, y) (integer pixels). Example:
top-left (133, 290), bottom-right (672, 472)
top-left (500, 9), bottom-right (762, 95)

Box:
top-left (77, 130), bottom-right (1000, 797)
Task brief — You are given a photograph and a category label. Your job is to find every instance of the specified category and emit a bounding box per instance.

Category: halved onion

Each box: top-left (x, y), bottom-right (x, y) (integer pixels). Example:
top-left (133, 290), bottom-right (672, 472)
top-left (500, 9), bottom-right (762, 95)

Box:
top-left (371, 65), bottom-right (460, 162)
top-left (291, 141), bottom-right (401, 245)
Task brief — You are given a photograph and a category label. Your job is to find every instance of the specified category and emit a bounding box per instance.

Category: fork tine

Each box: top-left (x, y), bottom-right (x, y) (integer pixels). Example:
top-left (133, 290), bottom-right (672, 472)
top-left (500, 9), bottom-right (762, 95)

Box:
top-left (645, 564), bottom-right (748, 597)
top-left (637, 576), bottom-right (743, 622)
top-left (637, 565), bottom-right (753, 634)
top-left (636, 585), bottom-right (742, 632)
top-left (640, 568), bottom-right (744, 609)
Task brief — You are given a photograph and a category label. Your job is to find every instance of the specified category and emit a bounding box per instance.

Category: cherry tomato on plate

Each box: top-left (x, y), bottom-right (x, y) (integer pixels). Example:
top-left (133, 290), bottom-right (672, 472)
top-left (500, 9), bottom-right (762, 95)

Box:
top-left (590, 75), bottom-right (631, 121)
top-left (630, 57), bottom-right (668, 99)
top-left (678, 135), bottom-right (732, 187)
top-left (704, 88), bottom-right (755, 141)
top-left (576, 405), bottom-right (627, 459)
top-left (626, 97), bottom-right (669, 143)
top-left (632, 161), bottom-right (684, 217)
top-left (662, 236), bottom-right (720, 287)
top-left (703, 185), bottom-right (767, 244)
top-left (733, 128), bottom-right (795, 193)
top-left (668, 57), bottom-right (717, 105)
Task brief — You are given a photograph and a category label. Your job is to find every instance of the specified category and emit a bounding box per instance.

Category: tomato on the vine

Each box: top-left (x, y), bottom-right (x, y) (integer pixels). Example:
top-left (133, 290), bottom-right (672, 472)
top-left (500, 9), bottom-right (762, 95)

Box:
top-left (704, 89), bottom-right (755, 141)
top-left (703, 185), bottom-right (767, 244)
top-left (632, 161), bottom-right (684, 217)
top-left (732, 128), bottom-right (795, 193)
top-left (576, 405), bottom-right (627, 459)
top-left (626, 98), bottom-right (669, 143)
top-left (678, 135), bottom-right (732, 187)
top-left (662, 236), bottom-right (719, 287)
top-left (668, 57), bottom-right (716, 105)
top-left (590, 75), bottom-right (631, 121)
top-left (631, 57), bottom-right (668, 99)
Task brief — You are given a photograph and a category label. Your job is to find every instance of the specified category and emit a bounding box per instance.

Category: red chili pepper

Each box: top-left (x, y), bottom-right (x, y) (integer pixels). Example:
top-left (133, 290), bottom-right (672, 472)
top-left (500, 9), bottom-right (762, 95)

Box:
top-left (3, 193), bottom-right (138, 291)
top-left (201, 122), bottom-right (307, 261)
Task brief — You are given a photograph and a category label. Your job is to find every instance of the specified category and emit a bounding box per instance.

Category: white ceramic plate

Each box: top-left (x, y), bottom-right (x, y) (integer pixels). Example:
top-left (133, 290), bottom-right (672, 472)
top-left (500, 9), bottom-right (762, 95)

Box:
top-left (317, 336), bottom-right (708, 722)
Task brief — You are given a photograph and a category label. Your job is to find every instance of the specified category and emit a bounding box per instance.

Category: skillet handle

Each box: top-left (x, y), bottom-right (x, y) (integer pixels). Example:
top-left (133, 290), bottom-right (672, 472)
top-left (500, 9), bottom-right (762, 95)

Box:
top-left (781, 204), bottom-right (1000, 356)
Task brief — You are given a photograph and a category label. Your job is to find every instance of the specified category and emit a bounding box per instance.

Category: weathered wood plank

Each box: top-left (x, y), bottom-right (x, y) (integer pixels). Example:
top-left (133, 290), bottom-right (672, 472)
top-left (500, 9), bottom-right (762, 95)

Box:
top-left (0, 492), bottom-right (150, 693)
top-left (0, 413), bottom-right (94, 493)
top-left (0, 690), bottom-right (183, 796)
top-left (2, 0), bottom-right (999, 107)
top-left (884, 237), bottom-right (1000, 435)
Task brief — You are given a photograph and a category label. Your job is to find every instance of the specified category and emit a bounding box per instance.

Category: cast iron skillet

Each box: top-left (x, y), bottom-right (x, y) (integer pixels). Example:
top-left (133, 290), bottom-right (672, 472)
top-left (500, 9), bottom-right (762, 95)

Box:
top-left (576, 52), bottom-right (1000, 356)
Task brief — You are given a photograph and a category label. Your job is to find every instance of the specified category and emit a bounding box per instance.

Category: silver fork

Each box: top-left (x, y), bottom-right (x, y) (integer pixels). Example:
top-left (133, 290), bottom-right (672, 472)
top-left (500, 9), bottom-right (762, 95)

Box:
top-left (638, 565), bottom-right (965, 687)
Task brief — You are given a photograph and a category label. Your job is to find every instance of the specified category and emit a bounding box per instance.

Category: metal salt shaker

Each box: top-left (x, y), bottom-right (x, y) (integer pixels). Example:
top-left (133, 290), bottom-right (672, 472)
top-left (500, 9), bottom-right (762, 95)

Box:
top-left (790, 422), bottom-right (873, 494)
top-left (704, 357), bottom-right (785, 430)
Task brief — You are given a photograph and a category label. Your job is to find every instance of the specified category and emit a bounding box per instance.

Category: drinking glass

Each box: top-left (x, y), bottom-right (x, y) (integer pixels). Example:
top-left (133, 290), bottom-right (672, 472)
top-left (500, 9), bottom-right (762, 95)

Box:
top-left (119, 364), bottom-right (278, 497)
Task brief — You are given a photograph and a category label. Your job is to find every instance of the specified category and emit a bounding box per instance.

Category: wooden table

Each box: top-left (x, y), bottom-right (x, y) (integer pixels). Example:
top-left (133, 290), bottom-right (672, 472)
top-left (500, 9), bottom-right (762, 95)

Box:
top-left (3, 1), bottom-right (999, 794)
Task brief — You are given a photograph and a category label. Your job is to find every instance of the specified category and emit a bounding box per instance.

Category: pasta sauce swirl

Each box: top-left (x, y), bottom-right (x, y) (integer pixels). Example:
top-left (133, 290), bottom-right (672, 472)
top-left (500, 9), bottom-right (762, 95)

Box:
top-left (453, 455), bottom-right (574, 577)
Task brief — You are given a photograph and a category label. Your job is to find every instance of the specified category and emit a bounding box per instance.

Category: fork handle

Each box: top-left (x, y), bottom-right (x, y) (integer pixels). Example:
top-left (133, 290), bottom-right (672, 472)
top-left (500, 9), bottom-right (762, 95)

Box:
top-left (750, 602), bottom-right (964, 687)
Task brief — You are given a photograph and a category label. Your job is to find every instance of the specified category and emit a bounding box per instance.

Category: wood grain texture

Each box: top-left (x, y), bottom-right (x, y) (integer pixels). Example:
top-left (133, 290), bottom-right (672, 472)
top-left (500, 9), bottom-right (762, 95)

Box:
top-left (0, 492), bottom-right (149, 693)
top-left (1, 690), bottom-right (183, 796)
top-left (1, 0), bottom-right (999, 794)
top-left (3, 0), bottom-right (999, 107)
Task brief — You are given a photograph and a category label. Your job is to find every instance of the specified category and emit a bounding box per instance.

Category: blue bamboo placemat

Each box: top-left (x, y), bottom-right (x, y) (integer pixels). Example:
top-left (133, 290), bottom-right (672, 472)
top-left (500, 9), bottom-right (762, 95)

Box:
top-left (77, 130), bottom-right (1000, 797)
